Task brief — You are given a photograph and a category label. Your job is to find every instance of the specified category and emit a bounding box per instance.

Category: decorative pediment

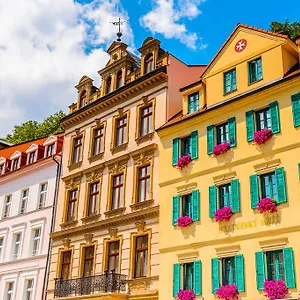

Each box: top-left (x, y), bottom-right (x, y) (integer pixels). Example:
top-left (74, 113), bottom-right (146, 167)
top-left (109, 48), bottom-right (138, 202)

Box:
top-left (43, 135), bottom-right (58, 146)
top-left (85, 168), bottom-right (103, 183)
top-left (135, 221), bottom-right (146, 233)
top-left (75, 75), bottom-right (93, 90)
top-left (10, 150), bottom-right (22, 160)
top-left (0, 157), bottom-right (6, 164)
top-left (62, 238), bottom-right (71, 249)
top-left (108, 228), bottom-right (118, 239)
top-left (131, 143), bottom-right (157, 166)
top-left (64, 176), bottom-right (82, 189)
top-left (25, 143), bottom-right (38, 153)
top-left (106, 155), bottom-right (129, 175)
top-left (84, 233), bottom-right (93, 245)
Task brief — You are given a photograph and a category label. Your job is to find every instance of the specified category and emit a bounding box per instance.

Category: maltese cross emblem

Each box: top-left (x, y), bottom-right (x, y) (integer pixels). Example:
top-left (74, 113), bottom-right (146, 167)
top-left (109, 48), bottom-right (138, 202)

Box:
top-left (235, 39), bottom-right (247, 52)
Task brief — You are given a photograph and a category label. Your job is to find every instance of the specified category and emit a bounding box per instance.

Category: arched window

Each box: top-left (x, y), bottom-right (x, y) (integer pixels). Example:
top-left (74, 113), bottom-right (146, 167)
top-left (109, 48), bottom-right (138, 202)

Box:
top-left (79, 90), bottom-right (86, 108)
top-left (144, 54), bottom-right (154, 74)
top-left (106, 77), bottom-right (112, 94)
top-left (116, 71), bottom-right (123, 89)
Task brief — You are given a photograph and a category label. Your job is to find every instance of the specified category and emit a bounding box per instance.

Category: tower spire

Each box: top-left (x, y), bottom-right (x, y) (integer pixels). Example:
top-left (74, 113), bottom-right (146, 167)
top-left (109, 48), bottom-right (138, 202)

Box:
top-left (111, 18), bottom-right (125, 42)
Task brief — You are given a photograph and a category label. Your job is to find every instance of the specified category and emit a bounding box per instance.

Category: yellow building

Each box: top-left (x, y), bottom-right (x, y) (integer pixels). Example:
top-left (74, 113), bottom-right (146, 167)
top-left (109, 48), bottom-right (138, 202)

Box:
top-left (157, 24), bottom-right (300, 300)
top-left (46, 36), bottom-right (204, 300)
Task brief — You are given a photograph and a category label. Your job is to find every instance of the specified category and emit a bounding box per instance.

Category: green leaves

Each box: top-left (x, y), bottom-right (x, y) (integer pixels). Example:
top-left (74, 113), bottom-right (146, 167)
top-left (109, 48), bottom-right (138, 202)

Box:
top-left (270, 20), bottom-right (300, 40)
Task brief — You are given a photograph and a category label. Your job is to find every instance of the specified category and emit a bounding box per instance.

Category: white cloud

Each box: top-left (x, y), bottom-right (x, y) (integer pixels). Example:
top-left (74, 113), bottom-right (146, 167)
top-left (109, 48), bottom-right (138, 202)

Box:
top-left (0, 0), bottom-right (134, 138)
top-left (140, 0), bottom-right (207, 50)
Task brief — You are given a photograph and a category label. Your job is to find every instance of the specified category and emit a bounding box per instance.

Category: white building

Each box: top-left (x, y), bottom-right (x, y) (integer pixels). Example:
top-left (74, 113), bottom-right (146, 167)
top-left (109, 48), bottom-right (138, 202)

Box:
top-left (0, 135), bottom-right (63, 300)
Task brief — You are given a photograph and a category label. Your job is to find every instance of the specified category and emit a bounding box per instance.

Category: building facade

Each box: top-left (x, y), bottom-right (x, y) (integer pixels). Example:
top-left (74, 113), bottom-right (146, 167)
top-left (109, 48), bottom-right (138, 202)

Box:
top-left (0, 135), bottom-right (63, 300)
top-left (157, 24), bottom-right (300, 300)
top-left (46, 37), bottom-right (204, 300)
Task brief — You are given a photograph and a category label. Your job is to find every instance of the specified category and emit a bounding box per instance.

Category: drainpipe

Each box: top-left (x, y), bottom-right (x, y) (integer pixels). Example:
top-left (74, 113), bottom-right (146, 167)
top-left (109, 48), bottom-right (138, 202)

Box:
top-left (41, 153), bottom-right (62, 300)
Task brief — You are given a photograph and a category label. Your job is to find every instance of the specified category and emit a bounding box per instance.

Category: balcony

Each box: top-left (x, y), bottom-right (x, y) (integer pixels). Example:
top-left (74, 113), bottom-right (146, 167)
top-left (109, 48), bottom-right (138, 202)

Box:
top-left (54, 271), bottom-right (128, 298)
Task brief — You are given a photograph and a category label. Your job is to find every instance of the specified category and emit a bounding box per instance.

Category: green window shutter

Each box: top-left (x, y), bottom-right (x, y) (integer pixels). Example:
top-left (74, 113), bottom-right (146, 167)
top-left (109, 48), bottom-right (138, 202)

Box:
top-left (172, 138), bottom-right (179, 166)
top-left (192, 190), bottom-right (200, 222)
top-left (207, 125), bottom-right (215, 155)
top-left (231, 179), bottom-right (240, 213)
top-left (209, 185), bottom-right (217, 218)
top-left (270, 101), bottom-right (281, 134)
top-left (255, 251), bottom-right (266, 290)
top-left (223, 72), bottom-right (227, 94)
top-left (211, 258), bottom-right (220, 294)
top-left (246, 110), bottom-right (255, 142)
top-left (298, 163), bottom-right (300, 178)
top-left (250, 174), bottom-right (260, 209)
top-left (172, 196), bottom-right (180, 225)
top-left (191, 130), bottom-right (198, 160)
top-left (283, 248), bottom-right (296, 288)
top-left (228, 117), bottom-right (237, 147)
top-left (275, 167), bottom-right (287, 204)
top-left (173, 263), bottom-right (181, 297)
top-left (235, 254), bottom-right (245, 292)
top-left (193, 260), bottom-right (202, 296)
top-left (291, 93), bottom-right (300, 127)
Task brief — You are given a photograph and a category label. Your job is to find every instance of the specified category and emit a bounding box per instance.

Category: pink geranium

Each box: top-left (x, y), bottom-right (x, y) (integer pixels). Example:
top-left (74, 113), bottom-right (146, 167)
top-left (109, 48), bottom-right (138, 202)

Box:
top-left (254, 129), bottom-right (272, 145)
top-left (176, 155), bottom-right (192, 170)
top-left (213, 142), bottom-right (230, 156)
top-left (177, 289), bottom-right (196, 300)
top-left (264, 280), bottom-right (288, 300)
top-left (216, 284), bottom-right (239, 300)
top-left (214, 206), bottom-right (233, 222)
top-left (177, 216), bottom-right (193, 227)
top-left (257, 198), bottom-right (277, 214)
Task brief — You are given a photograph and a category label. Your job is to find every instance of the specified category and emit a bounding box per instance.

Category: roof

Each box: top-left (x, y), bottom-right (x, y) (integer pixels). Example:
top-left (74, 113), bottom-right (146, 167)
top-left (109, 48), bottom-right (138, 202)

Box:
top-left (126, 50), bottom-right (141, 69)
top-left (0, 140), bottom-right (12, 147)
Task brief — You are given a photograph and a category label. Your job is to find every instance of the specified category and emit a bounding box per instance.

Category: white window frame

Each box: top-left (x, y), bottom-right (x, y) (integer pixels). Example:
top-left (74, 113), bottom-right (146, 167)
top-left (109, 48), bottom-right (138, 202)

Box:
top-left (38, 182), bottom-right (48, 209)
top-left (0, 228), bottom-right (8, 262)
top-left (3, 195), bottom-right (12, 219)
top-left (30, 218), bottom-right (45, 257)
top-left (11, 223), bottom-right (26, 260)
top-left (20, 189), bottom-right (29, 214)
top-left (0, 236), bottom-right (4, 262)
top-left (24, 278), bottom-right (34, 300)
top-left (5, 281), bottom-right (15, 300)
top-left (31, 228), bottom-right (41, 256)
top-left (26, 151), bottom-right (37, 165)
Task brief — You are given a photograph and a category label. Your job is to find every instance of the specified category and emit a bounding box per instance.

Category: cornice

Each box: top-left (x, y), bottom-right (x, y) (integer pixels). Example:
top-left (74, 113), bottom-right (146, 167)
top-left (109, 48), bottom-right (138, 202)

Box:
top-left (50, 205), bottom-right (159, 240)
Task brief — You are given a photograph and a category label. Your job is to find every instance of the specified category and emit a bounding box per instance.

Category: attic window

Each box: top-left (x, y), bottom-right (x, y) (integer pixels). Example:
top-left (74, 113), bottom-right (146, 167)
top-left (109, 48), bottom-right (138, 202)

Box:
top-left (144, 54), bottom-right (154, 74)
top-left (0, 164), bottom-right (4, 175)
top-left (11, 158), bottom-right (20, 171)
top-left (116, 71), bottom-right (123, 89)
top-left (27, 151), bottom-right (37, 165)
top-left (45, 143), bottom-right (55, 157)
top-left (79, 90), bottom-right (86, 108)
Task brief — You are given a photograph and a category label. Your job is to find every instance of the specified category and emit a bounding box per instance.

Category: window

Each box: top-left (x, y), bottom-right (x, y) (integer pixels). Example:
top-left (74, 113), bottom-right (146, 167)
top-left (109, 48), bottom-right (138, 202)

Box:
top-left (188, 93), bottom-right (200, 114)
top-left (32, 228), bottom-right (41, 256)
top-left (134, 235), bottom-right (148, 278)
top-left (256, 107), bottom-right (271, 131)
top-left (183, 263), bottom-right (194, 290)
top-left (115, 117), bottom-right (127, 147)
top-left (144, 54), bottom-right (154, 74)
top-left (222, 257), bottom-right (236, 285)
top-left (25, 279), bottom-right (34, 300)
top-left (11, 158), bottom-right (19, 171)
top-left (66, 189), bottom-right (78, 221)
top-left (3, 195), bottom-right (12, 218)
top-left (111, 174), bottom-right (124, 210)
top-left (92, 127), bottom-right (104, 156)
top-left (60, 251), bottom-right (72, 280)
top-left (181, 194), bottom-right (192, 218)
top-left (6, 282), bottom-right (14, 300)
top-left (216, 122), bottom-right (229, 145)
top-left (79, 90), bottom-right (86, 108)
top-left (140, 105), bottom-right (153, 136)
top-left (82, 246), bottom-right (95, 277)
top-left (38, 183), bottom-right (48, 209)
top-left (224, 69), bottom-right (237, 94)
top-left (260, 172), bottom-right (277, 200)
top-left (13, 233), bottom-right (21, 259)
top-left (72, 136), bottom-right (83, 164)
top-left (181, 136), bottom-right (192, 157)
top-left (248, 57), bottom-right (263, 84)
top-left (137, 165), bottom-right (151, 203)
top-left (0, 237), bottom-right (4, 260)
top-left (107, 241), bottom-right (120, 272)
top-left (87, 182), bottom-right (100, 216)
top-left (45, 143), bottom-right (55, 157)
top-left (218, 184), bottom-right (232, 209)
top-left (27, 152), bottom-right (36, 164)
top-left (0, 163), bottom-right (4, 174)
top-left (266, 250), bottom-right (284, 281)
top-left (116, 71), bottom-right (123, 89)
top-left (20, 189), bottom-right (29, 214)
top-left (106, 77), bottom-right (112, 94)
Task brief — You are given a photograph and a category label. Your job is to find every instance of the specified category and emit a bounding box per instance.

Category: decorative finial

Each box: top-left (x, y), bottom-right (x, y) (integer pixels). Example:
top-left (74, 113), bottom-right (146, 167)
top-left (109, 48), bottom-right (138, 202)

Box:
top-left (111, 18), bottom-right (125, 42)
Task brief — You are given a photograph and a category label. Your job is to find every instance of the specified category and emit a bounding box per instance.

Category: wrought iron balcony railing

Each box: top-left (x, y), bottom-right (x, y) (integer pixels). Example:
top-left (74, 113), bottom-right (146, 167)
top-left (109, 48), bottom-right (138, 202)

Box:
top-left (54, 271), bottom-right (128, 298)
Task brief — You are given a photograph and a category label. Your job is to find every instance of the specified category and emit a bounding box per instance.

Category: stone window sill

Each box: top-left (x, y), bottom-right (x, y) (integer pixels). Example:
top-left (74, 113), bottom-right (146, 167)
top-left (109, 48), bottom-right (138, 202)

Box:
top-left (60, 219), bottom-right (78, 228)
top-left (135, 132), bottom-right (154, 145)
top-left (81, 213), bottom-right (101, 223)
top-left (130, 199), bottom-right (154, 210)
top-left (88, 152), bottom-right (104, 163)
top-left (104, 207), bottom-right (126, 216)
top-left (111, 143), bottom-right (128, 154)
top-left (67, 161), bottom-right (82, 171)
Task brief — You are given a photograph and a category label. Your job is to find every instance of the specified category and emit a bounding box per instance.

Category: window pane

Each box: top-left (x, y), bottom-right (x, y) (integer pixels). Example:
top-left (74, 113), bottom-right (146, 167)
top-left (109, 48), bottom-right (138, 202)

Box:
top-left (216, 122), bottom-right (229, 144)
top-left (181, 194), bottom-right (192, 217)
top-left (219, 184), bottom-right (232, 208)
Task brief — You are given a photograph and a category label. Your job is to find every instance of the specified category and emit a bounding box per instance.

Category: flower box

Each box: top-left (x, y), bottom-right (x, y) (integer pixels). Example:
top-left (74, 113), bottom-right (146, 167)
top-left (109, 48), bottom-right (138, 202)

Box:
top-left (257, 198), bottom-right (277, 214)
top-left (214, 206), bottom-right (233, 222)
top-left (216, 284), bottom-right (239, 300)
top-left (176, 155), bottom-right (192, 170)
top-left (177, 289), bottom-right (196, 300)
top-left (254, 129), bottom-right (272, 145)
top-left (177, 216), bottom-right (193, 227)
top-left (264, 280), bottom-right (288, 300)
top-left (213, 142), bottom-right (230, 156)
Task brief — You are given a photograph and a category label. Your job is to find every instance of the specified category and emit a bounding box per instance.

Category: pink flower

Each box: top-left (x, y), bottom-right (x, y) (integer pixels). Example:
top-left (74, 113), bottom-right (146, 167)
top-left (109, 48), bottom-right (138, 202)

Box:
top-left (216, 284), bottom-right (239, 300)
top-left (176, 155), bottom-right (192, 170)
top-left (257, 198), bottom-right (277, 214)
top-left (177, 216), bottom-right (193, 227)
top-left (264, 280), bottom-right (288, 300)
top-left (213, 142), bottom-right (230, 156)
top-left (214, 206), bottom-right (233, 222)
top-left (177, 289), bottom-right (196, 300)
top-left (254, 129), bottom-right (272, 145)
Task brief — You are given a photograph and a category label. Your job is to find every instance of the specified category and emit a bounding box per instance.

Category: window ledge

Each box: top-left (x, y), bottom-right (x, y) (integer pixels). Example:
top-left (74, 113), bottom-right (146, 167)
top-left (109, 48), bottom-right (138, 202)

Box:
top-left (104, 207), bottom-right (126, 216)
top-left (130, 199), bottom-right (154, 210)
top-left (67, 161), bottom-right (82, 171)
top-left (60, 220), bottom-right (78, 229)
top-left (111, 143), bottom-right (128, 154)
top-left (248, 77), bottom-right (263, 86)
top-left (81, 213), bottom-right (101, 223)
top-left (223, 88), bottom-right (237, 96)
top-left (135, 132), bottom-right (154, 145)
top-left (88, 152), bottom-right (104, 163)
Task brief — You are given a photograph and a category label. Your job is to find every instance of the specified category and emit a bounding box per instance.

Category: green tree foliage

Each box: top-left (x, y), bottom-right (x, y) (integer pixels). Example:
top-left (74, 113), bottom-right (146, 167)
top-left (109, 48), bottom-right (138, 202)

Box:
top-left (3, 110), bottom-right (65, 144)
top-left (270, 20), bottom-right (300, 40)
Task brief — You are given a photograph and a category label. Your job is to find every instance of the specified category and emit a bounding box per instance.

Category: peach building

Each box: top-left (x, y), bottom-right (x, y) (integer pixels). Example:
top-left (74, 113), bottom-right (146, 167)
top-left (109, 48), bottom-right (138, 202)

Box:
top-left (46, 37), bottom-right (205, 300)
top-left (0, 134), bottom-right (63, 300)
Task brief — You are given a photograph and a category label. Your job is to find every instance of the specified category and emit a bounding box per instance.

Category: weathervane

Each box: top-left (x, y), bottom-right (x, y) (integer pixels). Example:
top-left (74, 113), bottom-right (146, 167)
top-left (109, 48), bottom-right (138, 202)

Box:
top-left (111, 18), bottom-right (125, 42)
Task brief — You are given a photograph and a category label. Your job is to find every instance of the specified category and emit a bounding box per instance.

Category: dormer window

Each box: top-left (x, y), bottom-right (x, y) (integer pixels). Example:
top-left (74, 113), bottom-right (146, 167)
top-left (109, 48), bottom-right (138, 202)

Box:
top-left (144, 54), bottom-right (154, 74)
top-left (0, 164), bottom-right (4, 175)
top-left (45, 143), bottom-right (55, 157)
top-left (79, 90), bottom-right (86, 109)
top-left (106, 77), bottom-right (112, 94)
top-left (27, 151), bottom-right (36, 165)
top-left (116, 71), bottom-right (123, 89)
top-left (11, 158), bottom-right (20, 171)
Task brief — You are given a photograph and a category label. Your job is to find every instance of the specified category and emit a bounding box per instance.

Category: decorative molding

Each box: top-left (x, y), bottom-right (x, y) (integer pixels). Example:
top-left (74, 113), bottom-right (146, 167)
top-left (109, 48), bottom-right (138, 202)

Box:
top-left (106, 156), bottom-right (129, 175)
top-left (135, 221), bottom-right (146, 233)
top-left (128, 277), bottom-right (151, 291)
top-left (216, 245), bottom-right (241, 258)
top-left (259, 238), bottom-right (288, 251)
top-left (74, 128), bottom-right (81, 136)
top-left (254, 159), bottom-right (281, 174)
top-left (85, 169), bottom-right (103, 183)
top-left (176, 183), bottom-right (197, 195)
top-left (177, 251), bottom-right (199, 264)
top-left (213, 171), bottom-right (237, 184)
top-left (95, 118), bottom-right (102, 126)
top-left (131, 144), bottom-right (157, 165)
top-left (130, 199), bottom-right (154, 210)
top-left (62, 238), bottom-right (71, 249)
top-left (108, 228), bottom-right (118, 239)
top-left (84, 233), bottom-right (93, 245)
top-left (64, 176), bottom-right (81, 189)
top-left (142, 96), bottom-right (149, 104)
